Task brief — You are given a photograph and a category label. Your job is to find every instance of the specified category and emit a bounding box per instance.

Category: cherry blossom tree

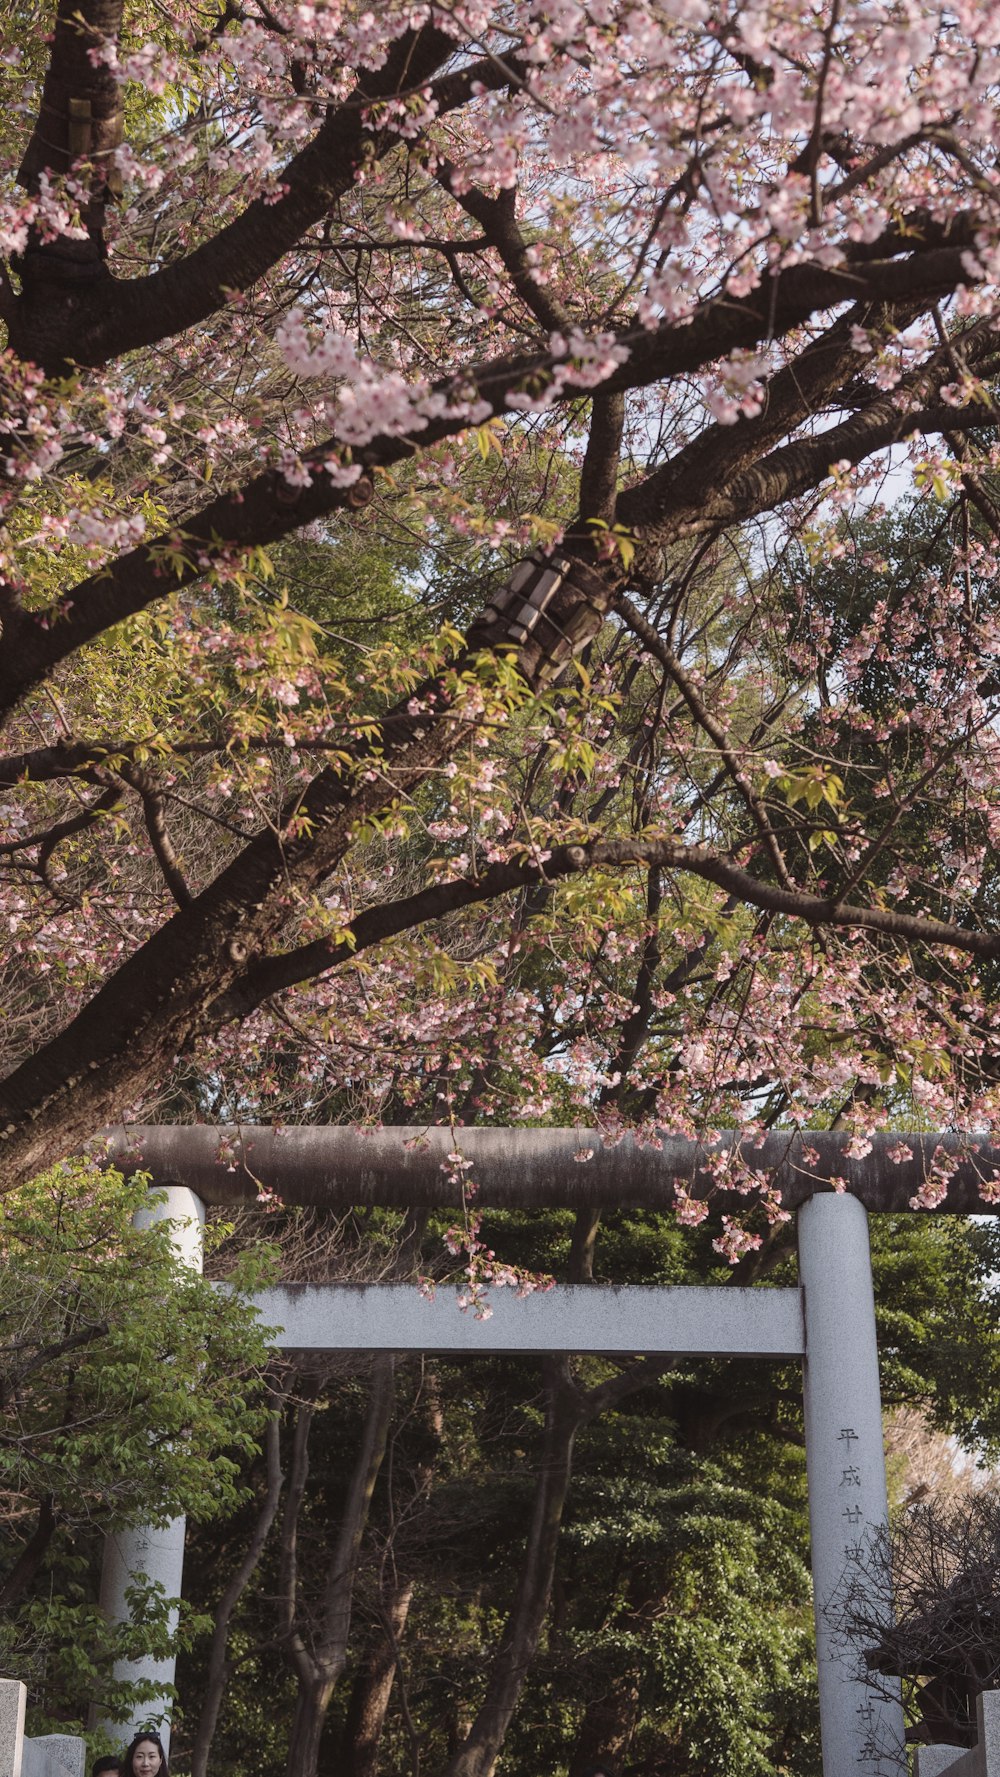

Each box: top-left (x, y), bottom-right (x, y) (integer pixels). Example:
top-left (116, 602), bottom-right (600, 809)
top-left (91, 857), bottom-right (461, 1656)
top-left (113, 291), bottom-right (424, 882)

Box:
top-left (3, 0), bottom-right (1000, 1218)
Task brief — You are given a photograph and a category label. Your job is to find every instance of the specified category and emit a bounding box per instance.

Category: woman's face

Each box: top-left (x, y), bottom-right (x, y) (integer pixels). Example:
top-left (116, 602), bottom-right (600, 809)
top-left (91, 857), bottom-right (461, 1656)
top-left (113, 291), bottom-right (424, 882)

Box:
top-left (132, 1741), bottom-right (162, 1777)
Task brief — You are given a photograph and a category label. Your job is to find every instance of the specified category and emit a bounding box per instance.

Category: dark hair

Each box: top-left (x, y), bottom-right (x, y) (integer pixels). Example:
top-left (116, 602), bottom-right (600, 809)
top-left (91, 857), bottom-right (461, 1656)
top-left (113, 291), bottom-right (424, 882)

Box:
top-left (92, 1761), bottom-right (121, 1777)
top-left (579, 1765), bottom-right (616, 1777)
top-left (121, 1734), bottom-right (170, 1777)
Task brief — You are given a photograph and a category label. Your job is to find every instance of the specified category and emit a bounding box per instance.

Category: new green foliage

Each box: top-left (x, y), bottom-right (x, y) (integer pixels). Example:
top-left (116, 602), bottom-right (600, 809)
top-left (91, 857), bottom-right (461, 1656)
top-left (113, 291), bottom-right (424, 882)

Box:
top-left (0, 1157), bottom-right (274, 1734)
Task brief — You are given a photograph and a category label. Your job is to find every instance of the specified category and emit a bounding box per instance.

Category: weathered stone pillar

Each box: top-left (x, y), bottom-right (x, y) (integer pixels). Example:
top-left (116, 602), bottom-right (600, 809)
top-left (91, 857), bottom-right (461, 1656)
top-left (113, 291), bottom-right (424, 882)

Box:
top-left (913, 1688), bottom-right (1000, 1775)
top-left (95, 1187), bottom-right (205, 1754)
top-left (799, 1191), bottom-right (906, 1777)
top-left (0, 1677), bottom-right (26, 1777)
top-left (22, 1731), bottom-right (86, 1777)
top-left (0, 1678), bottom-right (86, 1777)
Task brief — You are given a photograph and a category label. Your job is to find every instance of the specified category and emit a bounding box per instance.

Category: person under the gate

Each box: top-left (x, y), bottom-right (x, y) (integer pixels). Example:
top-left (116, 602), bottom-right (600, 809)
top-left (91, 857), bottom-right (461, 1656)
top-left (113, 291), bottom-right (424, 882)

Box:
top-left (121, 1732), bottom-right (170, 1777)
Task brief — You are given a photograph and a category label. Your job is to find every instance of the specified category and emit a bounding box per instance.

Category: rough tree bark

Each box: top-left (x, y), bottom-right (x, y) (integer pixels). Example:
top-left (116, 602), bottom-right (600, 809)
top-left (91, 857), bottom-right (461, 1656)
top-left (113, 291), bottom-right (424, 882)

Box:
top-left (0, 0), bottom-right (998, 1193)
top-left (567, 1688), bottom-right (639, 1776)
top-left (339, 1579), bottom-right (415, 1777)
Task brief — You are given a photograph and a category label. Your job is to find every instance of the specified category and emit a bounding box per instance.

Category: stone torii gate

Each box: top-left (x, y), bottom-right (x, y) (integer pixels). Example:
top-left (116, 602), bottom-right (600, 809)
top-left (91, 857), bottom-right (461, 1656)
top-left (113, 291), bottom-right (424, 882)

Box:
top-left (94, 1126), bottom-right (1000, 1774)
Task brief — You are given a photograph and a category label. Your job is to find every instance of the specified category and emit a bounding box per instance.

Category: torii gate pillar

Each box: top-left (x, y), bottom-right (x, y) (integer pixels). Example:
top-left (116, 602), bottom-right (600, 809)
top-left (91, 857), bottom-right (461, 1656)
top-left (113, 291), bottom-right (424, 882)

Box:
top-left (94, 1186), bottom-right (205, 1755)
top-left (799, 1191), bottom-right (906, 1775)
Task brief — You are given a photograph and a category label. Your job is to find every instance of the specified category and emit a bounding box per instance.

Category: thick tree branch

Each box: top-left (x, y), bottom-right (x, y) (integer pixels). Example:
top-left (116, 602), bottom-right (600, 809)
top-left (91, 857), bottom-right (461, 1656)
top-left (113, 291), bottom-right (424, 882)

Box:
top-left (277, 1392), bottom-right (314, 1680)
top-left (443, 1356), bottom-right (583, 1777)
top-left (944, 429), bottom-right (1000, 537)
top-left (0, 541), bottom-right (617, 1183)
top-left (599, 863), bottom-right (663, 1105)
top-left (0, 469), bottom-right (378, 726)
top-left (619, 389), bottom-right (965, 551)
top-left (1, 1320), bottom-right (109, 1396)
top-left (0, 1495), bottom-right (56, 1609)
top-left (17, 0), bottom-right (124, 269)
top-left (616, 298), bottom-right (913, 538)
top-left (116, 763), bottom-right (193, 908)
top-left (190, 1409), bottom-right (285, 1777)
top-left (12, 26), bottom-right (461, 371)
top-left (283, 1355), bottom-right (395, 1774)
top-left (616, 317), bottom-right (1000, 547)
top-left (1, 334), bottom-right (993, 1188)
top-left (0, 735), bottom-right (386, 786)
top-left (614, 593), bottom-right (793, 885)
top-left (0, 786), bottom-right (120, 862)
top-left (211, 833), bottom-right (1000, 1037)
top-left (1, 236), bottom-right (983, 728)
top-left (11, 37), bottom-right (538, 373)
top-left (338, 1579), bottom-right (414, 1777)
top-left (443, 1349), bottom-right (682, 1777)
top-left (578, 390), bottom-right (626, 527)
top-left (437, 166), bottom-right (572, 334)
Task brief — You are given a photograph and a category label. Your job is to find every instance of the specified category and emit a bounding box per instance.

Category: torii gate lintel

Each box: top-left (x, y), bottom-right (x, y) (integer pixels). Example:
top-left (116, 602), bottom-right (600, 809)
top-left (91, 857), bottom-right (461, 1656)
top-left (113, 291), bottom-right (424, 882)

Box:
top-left (100, 1124), bottom-right (1000, 1217)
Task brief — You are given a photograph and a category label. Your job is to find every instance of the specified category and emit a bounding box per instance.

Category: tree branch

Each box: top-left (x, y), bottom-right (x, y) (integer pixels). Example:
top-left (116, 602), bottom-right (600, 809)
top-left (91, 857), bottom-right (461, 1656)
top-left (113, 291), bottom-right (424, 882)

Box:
top-left (436, 166), bottom-right (571, 334)
top-left (614, 593), bottom-right (794, 886)
top-left (0, 222), bottom-right (987, 725)
top-left (214, 832), bottom-right (1000, 1032)
top-left (0, 786), bottom-right (120, 861)
top-left (578, 390), bottom-right (626, 528)
top-left (0, 1494), bottom-right (56, 1609)
top-left (4, 245), bottom-right (980, 732)
top-left (116, 763), bottom-right (193, 908)
top-left (16, 0), bottom-right (125, 275)
top-left (190, 1408), bottom-right (284, 1777)
top-left (0, 540), bottom-right (618, 1188)
top-left (13, 36), bottom-right (523, 371)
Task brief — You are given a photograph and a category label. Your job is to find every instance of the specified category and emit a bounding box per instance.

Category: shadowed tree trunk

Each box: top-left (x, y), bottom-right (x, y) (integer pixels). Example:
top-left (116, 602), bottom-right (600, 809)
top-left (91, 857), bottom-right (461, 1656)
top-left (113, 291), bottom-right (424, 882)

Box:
top-left (338, 1340), bottom-right (444, 1777)
top-left (441, 1354), bottom-right (585, 1777)
top-left (189, 1408), bottom-right (285, 1777)
top-left (281, 1355), bottom-right (396, 1777)
top-left (0, 1494), bottom-right (55, 1607)
top-left (339, 1578), bottom-right (415, 1777)
top-left (568, 1683), bottom-right (640, 1775)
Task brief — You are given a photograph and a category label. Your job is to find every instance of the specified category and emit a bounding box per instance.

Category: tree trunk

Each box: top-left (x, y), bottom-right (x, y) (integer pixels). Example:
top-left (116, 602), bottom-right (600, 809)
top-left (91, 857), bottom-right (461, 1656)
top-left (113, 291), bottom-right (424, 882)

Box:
top-left (189, 1410), bottom-right (284, 1777)
top-left (440, 1204), bottom-right (647, 1777)
top-left (568, 1684), bottom-right (640, 1776)
top-left (442, 1355), bottom-right (584, 1777)
top-left (339, 1579), bottom-right (415, 1777)
top-left (285, 1673), bottom-right (339, 1776)
top-left (281, 1355), bottom-right (397, 1777)
top-left (0, 1494), bottom-right (55, 1606)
